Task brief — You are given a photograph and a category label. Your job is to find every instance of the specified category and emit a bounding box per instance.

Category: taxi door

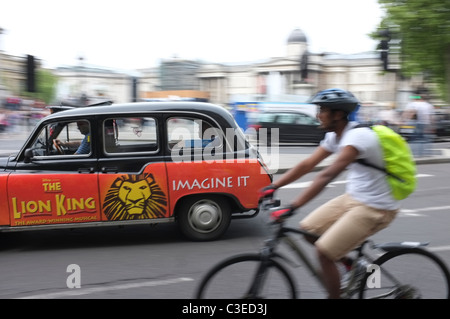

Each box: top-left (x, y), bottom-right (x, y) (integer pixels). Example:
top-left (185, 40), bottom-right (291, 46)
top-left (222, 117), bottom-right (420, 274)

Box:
top-left (7, 119), bottom-right (101, 227)
top-left (97, 116), bottom-right (170, 222)
top-left (8, 171), bottom-right (99, 227)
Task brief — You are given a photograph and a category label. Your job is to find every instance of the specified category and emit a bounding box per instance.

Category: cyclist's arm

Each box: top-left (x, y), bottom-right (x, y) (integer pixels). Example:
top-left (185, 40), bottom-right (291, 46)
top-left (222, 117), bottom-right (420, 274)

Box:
top-left (273, 145), bottom-right (332, 188)
top-left (290, 145), bottom-right (359, 209)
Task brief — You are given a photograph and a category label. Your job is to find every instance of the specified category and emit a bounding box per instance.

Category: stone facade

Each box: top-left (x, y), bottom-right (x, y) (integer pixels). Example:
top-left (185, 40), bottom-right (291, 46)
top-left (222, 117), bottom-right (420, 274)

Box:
top-left (1, 28), bottom-right (418, 109)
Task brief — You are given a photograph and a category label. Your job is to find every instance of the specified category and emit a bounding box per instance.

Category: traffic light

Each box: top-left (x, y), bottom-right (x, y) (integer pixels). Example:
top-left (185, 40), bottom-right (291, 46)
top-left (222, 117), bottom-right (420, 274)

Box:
top-left (380, 39), bottom-right (389, 71)
top-left (26, 55), bottom-right (36, 92)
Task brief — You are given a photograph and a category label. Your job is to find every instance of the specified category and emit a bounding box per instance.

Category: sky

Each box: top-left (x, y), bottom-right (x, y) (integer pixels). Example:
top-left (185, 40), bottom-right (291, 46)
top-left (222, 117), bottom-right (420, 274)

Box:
top-left (0, 0), bottom-right (384, 71)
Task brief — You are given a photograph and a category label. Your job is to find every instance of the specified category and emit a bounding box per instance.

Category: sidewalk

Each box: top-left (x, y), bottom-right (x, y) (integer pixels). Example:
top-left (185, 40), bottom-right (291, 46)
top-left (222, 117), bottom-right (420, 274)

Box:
top-left (2, 129), bottom-right (450, 173)
top-left (265, 147), bottom-right (450, 174)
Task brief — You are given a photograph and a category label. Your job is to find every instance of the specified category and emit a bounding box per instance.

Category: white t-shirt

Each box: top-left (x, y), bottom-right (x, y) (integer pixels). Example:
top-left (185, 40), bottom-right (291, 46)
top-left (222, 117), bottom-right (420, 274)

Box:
top-left (320, 122), bottom-right (400, 210)
top-left (405, 100), bottom-right (434, 124)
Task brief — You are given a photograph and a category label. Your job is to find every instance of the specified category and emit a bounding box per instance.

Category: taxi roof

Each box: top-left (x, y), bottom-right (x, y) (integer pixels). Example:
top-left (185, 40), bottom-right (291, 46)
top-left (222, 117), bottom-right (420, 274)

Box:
top-left (45, 101), bottom-right (235, 124)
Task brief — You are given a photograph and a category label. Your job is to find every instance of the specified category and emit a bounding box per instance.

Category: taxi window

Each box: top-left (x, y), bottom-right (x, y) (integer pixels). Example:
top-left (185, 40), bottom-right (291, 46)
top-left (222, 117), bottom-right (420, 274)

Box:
top-left (276, 113), bottom-right (295, 124)
top-left (103, 117), bottom-right (158, 154)
top-left (30, 120), bottom-right (91, 157)
top-left (295, 113), bottom-right (317, 125)
top-left (167, 117), bottom-right (222, 151)
top-left (259, 113), bottom-right (277, 123)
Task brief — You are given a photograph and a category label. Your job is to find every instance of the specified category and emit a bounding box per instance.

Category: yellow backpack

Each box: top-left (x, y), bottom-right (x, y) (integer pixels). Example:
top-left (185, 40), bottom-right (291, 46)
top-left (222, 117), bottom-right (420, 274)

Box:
top-left (356, 125), bottom-right (417, 200)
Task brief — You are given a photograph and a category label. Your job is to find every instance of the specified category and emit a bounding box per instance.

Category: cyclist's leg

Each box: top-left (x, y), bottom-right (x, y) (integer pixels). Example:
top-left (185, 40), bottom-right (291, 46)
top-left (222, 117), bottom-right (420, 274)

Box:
top-left (302, 194), bottom-right (397, 297)
top-left (317, 246), bottom-right (342, 298)
top-left (299, 194), bottom-right (354, 298)
top-left (299, 193), bottom-right (349, 239)
top-left (314, 195), bottom-right (398, 262)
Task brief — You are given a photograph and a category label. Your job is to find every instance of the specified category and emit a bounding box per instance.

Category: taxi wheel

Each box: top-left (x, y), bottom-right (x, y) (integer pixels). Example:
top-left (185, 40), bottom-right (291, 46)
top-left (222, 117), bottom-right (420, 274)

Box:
top-left (177, 195), bottom-right (231, 241)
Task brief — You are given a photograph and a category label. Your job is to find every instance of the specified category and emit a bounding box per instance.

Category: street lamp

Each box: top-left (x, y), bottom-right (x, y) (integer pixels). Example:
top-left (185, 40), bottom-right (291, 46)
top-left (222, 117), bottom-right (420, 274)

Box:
top-left (78, 56), bottom-right (88, 105)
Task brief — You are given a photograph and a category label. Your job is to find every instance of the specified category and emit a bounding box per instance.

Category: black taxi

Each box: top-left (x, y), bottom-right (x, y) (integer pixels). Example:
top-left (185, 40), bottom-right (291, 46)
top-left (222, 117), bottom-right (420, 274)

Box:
top-left (0, 102), bottom-right (272, 241)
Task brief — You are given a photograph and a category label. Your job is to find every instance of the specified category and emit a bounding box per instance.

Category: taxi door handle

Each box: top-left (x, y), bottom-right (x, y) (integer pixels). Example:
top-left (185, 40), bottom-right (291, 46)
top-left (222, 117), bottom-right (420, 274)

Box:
top-left (78, 167), bottom-right (95, 174)
top-left (101, 166), bottom-right (118, 173)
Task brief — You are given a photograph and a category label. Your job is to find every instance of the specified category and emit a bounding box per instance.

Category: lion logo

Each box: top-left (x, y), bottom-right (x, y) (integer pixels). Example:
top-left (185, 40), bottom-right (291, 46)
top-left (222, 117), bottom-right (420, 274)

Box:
top-left (103, 173), bottom-right (167, 220)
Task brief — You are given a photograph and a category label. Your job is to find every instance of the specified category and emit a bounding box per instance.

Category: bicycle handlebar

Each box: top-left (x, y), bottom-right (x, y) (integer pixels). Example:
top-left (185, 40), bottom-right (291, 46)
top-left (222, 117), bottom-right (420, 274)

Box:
top-left (259, 197), bottom-right (296, 223)
top-left (270, 206), bottom-right (295, 221)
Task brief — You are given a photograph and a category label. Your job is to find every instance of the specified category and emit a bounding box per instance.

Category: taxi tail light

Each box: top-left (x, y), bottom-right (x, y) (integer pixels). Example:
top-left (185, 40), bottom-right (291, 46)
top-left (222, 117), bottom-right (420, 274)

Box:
top-left (248, 124), bottom-right (262, 131)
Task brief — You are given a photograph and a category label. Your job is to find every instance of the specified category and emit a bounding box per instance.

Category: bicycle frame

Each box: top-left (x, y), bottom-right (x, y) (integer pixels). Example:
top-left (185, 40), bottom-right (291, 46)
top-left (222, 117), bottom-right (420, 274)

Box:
top-left (195, 198), bottom-right (450, 299)
top-left (260, 198), bottom-right (403, 298)
top-left (276, 227), bottom-right (325, 287)
top-left (264, 224), bottom-right (370, 294)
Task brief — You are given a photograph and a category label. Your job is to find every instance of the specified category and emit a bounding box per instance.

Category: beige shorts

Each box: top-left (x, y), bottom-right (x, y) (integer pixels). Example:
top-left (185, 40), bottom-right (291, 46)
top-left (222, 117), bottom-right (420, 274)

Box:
top-left (299, 193), bottom-right (398, 261)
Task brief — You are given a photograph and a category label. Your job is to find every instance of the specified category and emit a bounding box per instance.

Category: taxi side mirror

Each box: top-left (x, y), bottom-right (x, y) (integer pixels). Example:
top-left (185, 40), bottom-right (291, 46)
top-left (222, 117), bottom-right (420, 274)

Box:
top-left (24, 148), bottom-right (34, 163)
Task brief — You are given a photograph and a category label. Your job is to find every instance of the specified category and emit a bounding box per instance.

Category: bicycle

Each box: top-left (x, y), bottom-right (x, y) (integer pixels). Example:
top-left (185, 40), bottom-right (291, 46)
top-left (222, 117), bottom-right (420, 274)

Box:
top-left (195, 197), bottom-right (450, 299)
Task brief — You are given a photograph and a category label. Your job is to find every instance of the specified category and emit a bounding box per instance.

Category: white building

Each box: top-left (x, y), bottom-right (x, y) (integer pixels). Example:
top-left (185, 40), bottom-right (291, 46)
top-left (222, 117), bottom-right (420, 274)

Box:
top-left (48, 29), bottom-right (419, 110)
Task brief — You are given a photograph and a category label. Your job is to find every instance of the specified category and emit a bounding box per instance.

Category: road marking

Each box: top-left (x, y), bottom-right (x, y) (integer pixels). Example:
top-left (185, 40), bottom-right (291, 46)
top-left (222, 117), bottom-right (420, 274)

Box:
top-left (281, 174), bottom-right (433, 189)
top-left (400, 206), bottom-right (450, 217)
top-left (17, 277), bottom-right (194, 299)
top-left (429, 245), bottom-right (450, 252)
top-left (281, 174), bottom-right (450, 216)
top-left (281, 181), bottom-right (312, 189)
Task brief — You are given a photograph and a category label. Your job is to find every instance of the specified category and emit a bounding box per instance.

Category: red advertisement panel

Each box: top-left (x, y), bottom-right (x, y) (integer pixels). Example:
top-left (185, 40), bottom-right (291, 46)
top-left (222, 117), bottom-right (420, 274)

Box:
top-left (8, 174), bottom-right (100, 226)
top-left (98, 163), bottom-right (170, 221)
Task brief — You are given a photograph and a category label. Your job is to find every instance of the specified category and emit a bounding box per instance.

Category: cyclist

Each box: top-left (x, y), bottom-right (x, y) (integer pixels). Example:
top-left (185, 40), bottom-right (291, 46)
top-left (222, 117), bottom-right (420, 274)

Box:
top-left (259, 88), bottom-right (400, 298)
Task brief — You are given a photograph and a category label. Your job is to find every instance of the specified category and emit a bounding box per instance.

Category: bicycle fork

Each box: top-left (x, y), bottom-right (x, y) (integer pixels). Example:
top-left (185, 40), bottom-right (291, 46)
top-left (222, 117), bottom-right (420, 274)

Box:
top-left (244, 240), bottom-right (278, 298)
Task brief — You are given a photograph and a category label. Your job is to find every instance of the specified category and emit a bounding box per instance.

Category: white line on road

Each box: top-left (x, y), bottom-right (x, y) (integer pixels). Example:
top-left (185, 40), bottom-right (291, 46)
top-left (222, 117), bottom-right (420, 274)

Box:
top-left (17, 277), bottom-right (194, 299)
top-left (429, 245), bottom-right (450, 252)
top-left (401, 206), bottom-right (450, 216)
top-left (281, 174), bottom-right (450, 216)
top-left (281, 174), bottom-right (433, 190)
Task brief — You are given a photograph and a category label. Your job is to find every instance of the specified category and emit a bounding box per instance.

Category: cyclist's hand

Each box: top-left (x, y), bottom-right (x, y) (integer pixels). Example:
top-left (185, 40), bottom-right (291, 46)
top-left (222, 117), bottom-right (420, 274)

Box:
top-left (270, 205), bottom-right (296, 222)
top-left (258, 184), bottom-right (278, 201)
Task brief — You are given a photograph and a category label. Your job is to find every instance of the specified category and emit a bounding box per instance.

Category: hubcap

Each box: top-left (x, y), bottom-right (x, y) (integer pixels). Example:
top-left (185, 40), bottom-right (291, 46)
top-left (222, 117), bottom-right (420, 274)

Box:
top-left (188, 200), bottom-right (221, 233)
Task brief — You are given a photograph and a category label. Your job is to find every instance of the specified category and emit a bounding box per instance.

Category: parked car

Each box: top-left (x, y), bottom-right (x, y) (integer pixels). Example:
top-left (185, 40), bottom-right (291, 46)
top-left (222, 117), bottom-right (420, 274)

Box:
top-left (248, 109), bottom-right (326, 145)
top-left (434, 111), bottom-right (450, 139)
top-left (398, 110), bottom-right (450, 141)
top-left (0, 102), bottom-right (272, 241)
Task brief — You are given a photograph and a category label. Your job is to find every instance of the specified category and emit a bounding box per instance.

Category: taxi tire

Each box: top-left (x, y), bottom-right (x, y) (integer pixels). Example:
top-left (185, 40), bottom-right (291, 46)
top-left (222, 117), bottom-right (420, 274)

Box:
top-left (177, 195), bottom-right (231, 241)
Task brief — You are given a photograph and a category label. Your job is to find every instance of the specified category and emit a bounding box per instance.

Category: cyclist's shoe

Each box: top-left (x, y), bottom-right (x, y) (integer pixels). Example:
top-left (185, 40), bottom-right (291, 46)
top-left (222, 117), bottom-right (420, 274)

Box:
top-left (339, 257), bottom-right (356, 291)
top-left (269, 205), bottom-right (295, 222)
top-left (258, 184), bottom-right (278, 201)
top-left (340, 271), bottom-right (352, 291)
top-left (340, 257), bottom-right (370, 294)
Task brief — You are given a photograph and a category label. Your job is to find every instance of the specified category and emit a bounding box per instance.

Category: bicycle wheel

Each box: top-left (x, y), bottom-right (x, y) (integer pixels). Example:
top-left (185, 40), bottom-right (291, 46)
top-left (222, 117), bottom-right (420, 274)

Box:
top-left (195, 253), bottom-right (297, 299)
top-left (358, 248), bottom-right (450, 299)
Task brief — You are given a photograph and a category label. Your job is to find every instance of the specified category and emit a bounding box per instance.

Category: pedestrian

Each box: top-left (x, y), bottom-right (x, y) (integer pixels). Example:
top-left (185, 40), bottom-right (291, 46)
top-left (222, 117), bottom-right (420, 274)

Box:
top-left (259, 88), bottom-right (400, 299)
top-left (378, 102), bottom-right (400, 131)
top-left (403, 91), bottom-right (435, 157)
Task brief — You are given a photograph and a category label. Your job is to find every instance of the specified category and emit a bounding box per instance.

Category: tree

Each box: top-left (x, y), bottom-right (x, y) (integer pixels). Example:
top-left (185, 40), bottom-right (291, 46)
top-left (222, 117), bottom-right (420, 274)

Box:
top-left (36, 69), bottom-right (58, 104)
top-left (22, 68), bottom-right (58, 104)
top-left (374, 0), bottom-right (450, 102)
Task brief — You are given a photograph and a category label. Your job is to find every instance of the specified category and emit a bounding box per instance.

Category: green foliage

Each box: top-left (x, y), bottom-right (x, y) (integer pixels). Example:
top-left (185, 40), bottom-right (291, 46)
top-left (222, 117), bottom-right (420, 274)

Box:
top-left (36, 69), bottom-right (58, 104)
top-left (375, 0), bottom-right (450, 101)
top-left (22, 69), bottom-right (58, 104)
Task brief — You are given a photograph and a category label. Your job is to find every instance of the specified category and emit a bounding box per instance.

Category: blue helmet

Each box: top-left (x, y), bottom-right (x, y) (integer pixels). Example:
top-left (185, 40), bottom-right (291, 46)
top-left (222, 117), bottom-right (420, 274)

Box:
top-left (308, 88), bottom-right (360, 114)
